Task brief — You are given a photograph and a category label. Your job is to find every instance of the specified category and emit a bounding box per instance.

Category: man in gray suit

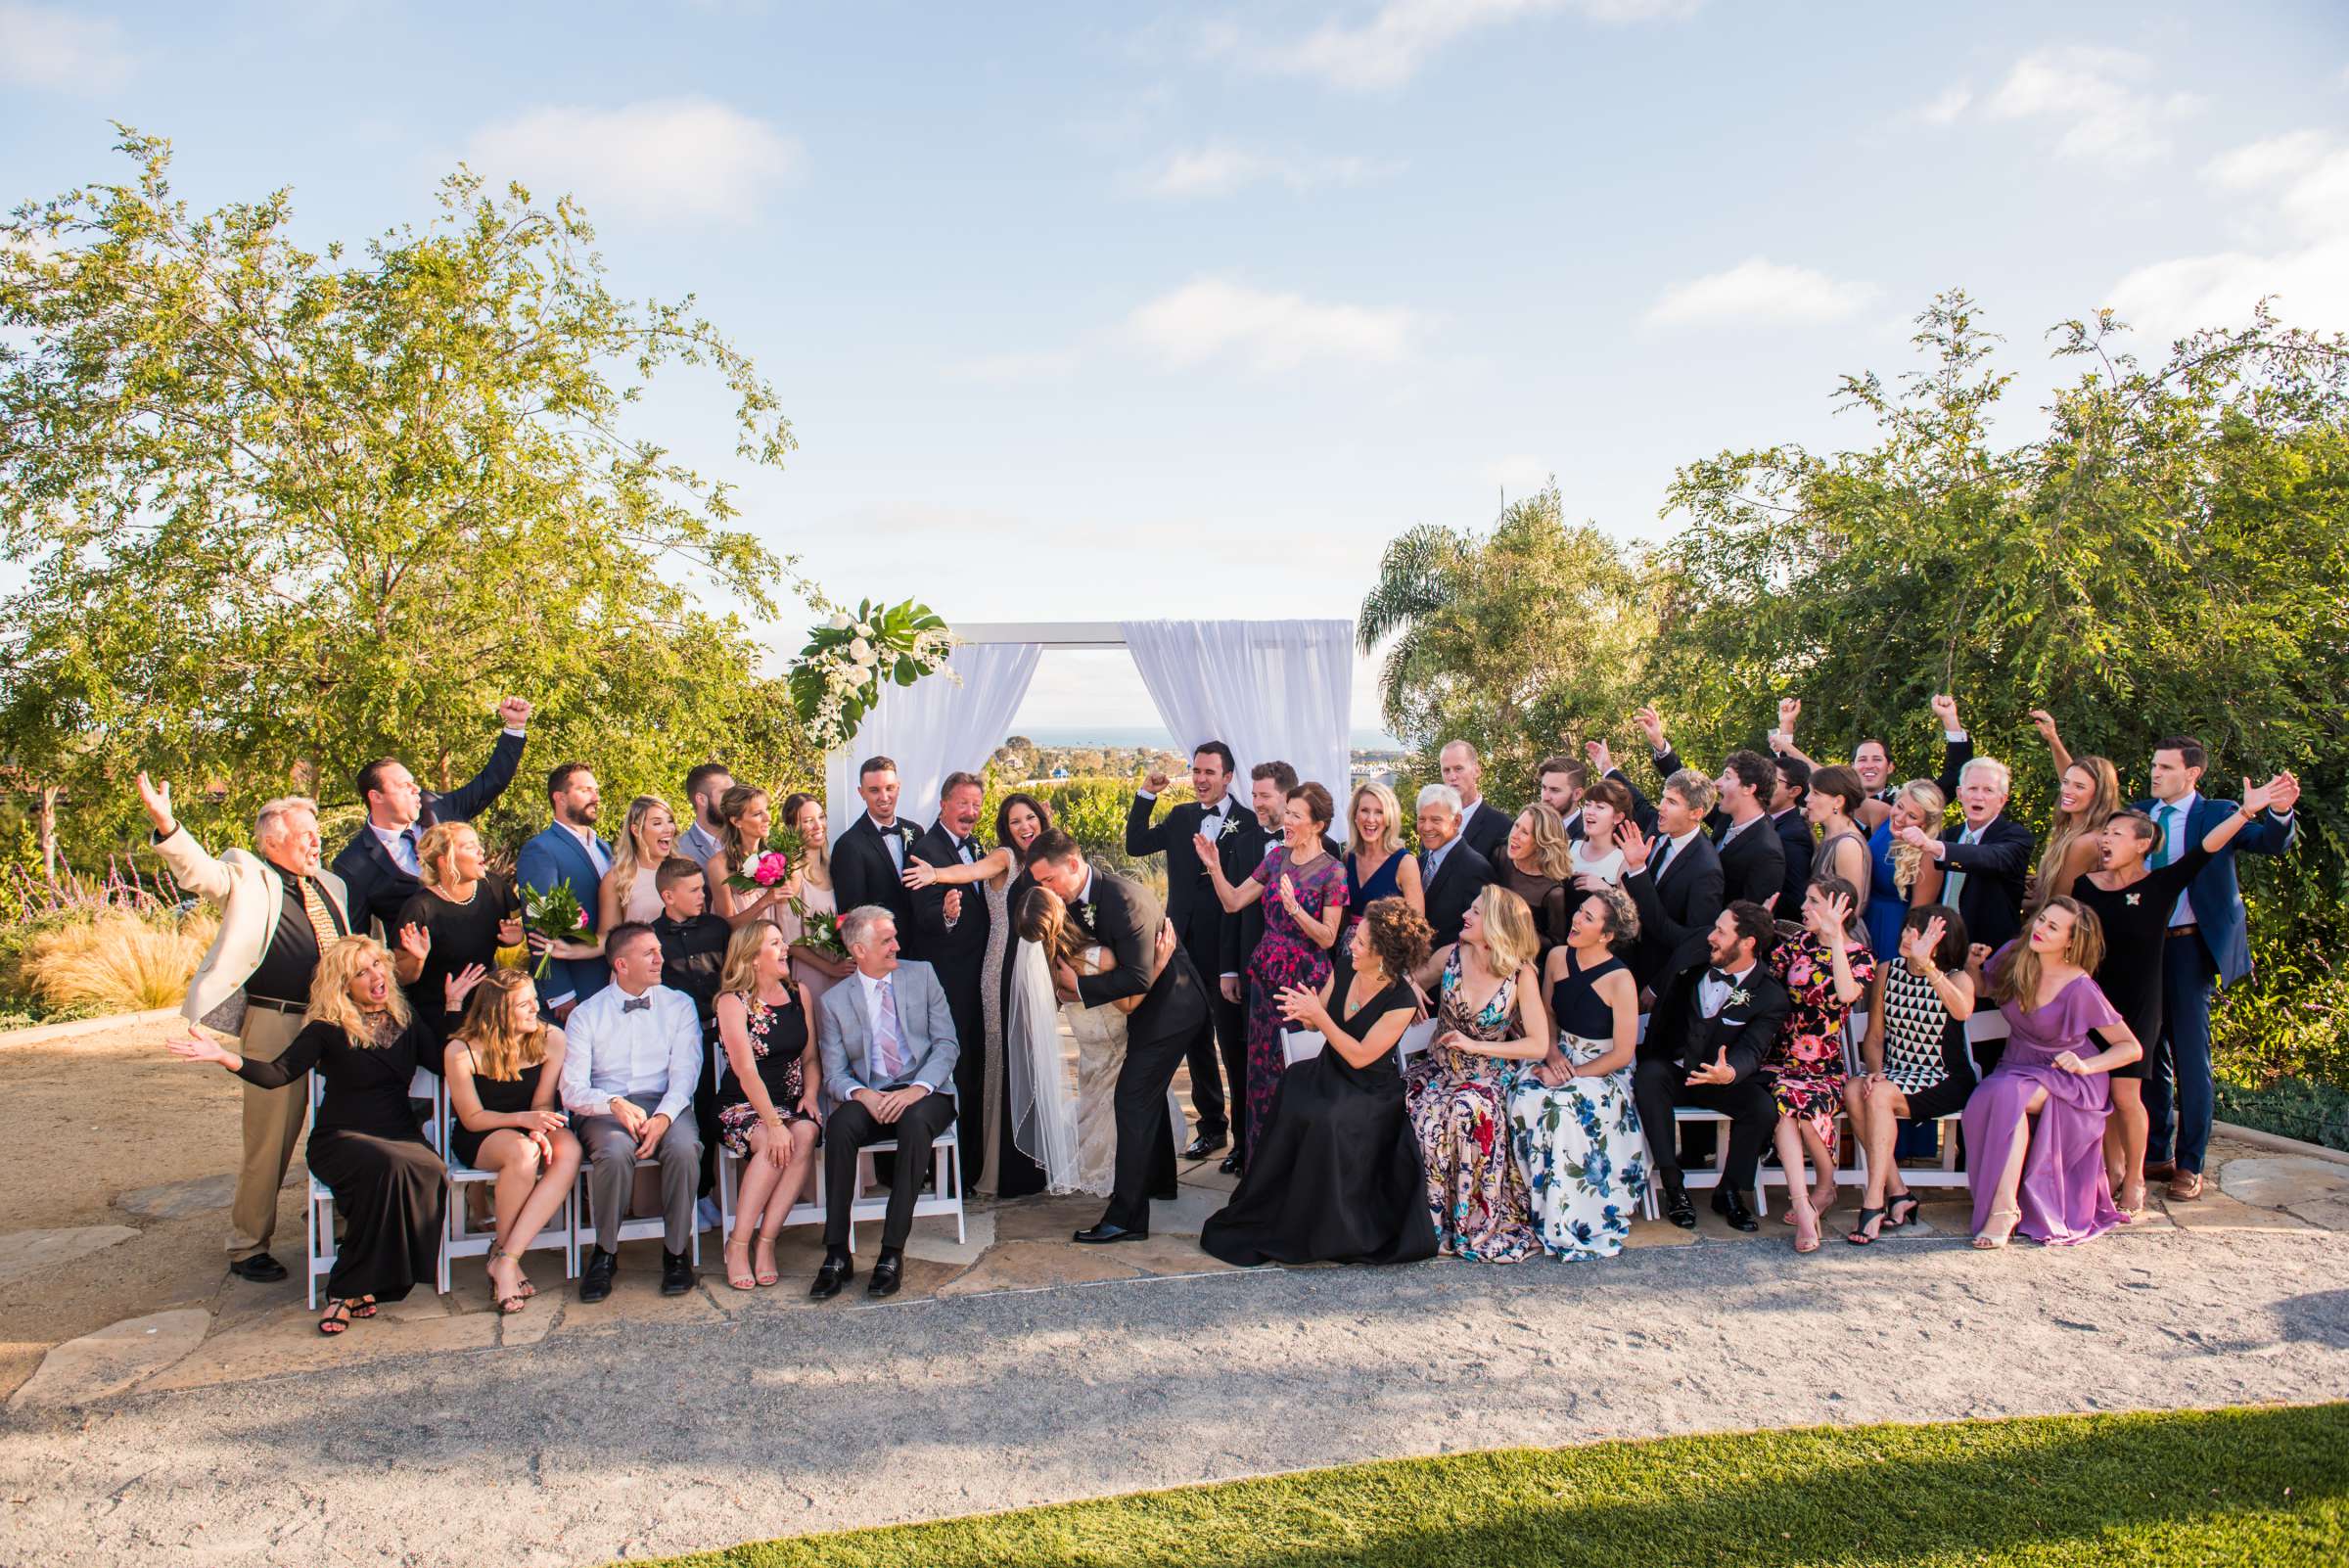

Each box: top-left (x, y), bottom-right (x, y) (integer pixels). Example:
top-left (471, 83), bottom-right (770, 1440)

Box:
top-left (809, 904), bottom-right (960, 1300)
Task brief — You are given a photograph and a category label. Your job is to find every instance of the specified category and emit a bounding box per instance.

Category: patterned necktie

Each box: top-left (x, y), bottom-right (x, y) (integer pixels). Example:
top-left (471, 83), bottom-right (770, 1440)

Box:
top-left (1943, 828), bottom-right (1977, 907)
top-left (2153, 805), bottom-right (2180, 869)
top-left (872, 977), bottom-right (903, 1081)
top-left (297, 876), bottom-right (343, 951)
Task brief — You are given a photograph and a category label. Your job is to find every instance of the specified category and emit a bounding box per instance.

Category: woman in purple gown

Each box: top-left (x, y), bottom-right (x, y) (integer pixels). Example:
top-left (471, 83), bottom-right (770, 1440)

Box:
top-left (1960, 896), bottom-right (2142, 1248)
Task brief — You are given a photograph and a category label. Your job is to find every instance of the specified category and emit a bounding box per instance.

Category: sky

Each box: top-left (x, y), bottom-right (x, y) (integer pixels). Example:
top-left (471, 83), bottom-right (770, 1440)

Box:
top-left (6, 0), bottom-right (2347, 742)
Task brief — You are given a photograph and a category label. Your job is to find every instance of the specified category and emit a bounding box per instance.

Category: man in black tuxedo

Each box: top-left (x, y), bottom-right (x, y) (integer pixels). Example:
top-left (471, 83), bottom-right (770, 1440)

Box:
top-left (830, 755), bottom-right (919, 950)
top-left (1027, 830), bottom-right (1209, 1244)
top-left (1619, 769), bottom-right (1727, 990)
top-left (1768, 754), bottom-right (1816, 915)
top-left (1639, 715), bottom-right (1786, 912)
top-left (1414, 784), bottom-right (1496, 949)
top-left (1632, 901), bottom-right (1791, 1233)
top-left (331, 698), bottom-right (530, 932)
top-left (909, 771), bottom-right (994, 1167)
top-left (1898, 752), bottom-right (2034, 954)
top-left (1126, 741), bottom-right (1252, 1160)
top-left (1439, 741), bottom-right (1512, 862)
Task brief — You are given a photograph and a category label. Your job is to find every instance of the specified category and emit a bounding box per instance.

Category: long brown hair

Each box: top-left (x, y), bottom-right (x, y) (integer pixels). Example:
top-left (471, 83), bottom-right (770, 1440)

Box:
top-left (1013, 884), bottom-right (1090, 965)
top-left (717, 784), bottom-right (769, 869)
top-left (780, 791), bottom-right (831, 889)
top-left (2034, 756), bottom-right (2121, 909)
top-left (453, 967), bottom-right (549, 1082)
top-left (1989, 896), bottom-right (2105, 1014)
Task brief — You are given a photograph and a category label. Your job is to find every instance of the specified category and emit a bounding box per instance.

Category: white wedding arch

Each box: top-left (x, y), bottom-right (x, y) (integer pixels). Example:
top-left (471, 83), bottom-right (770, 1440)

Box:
top-left (820, 620), bottom-right (1355, 836)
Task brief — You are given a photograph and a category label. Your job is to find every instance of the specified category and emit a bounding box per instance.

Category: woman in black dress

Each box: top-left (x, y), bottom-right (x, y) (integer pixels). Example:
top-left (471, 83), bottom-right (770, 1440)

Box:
top-left (391, 820), bottom-right (522, 1039)
top-left (444, 967), bottom-right (580, 1313)
top-left (714, 920), bottom-right (819, 1290)
top-left (1201, 897), bottom-right (1439, 1268)
top-left (2061, 777), bottom-right (2278, 1218)
top-left (167, 936), bottom-right (458, 1335)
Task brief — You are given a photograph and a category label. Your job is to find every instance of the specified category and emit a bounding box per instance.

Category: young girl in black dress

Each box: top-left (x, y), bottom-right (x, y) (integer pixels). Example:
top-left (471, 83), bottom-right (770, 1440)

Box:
top-left (445, 967), bottom-right (581, 1313)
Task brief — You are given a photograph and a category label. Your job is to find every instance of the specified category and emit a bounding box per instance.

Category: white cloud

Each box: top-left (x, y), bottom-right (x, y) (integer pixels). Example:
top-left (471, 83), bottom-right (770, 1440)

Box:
top-left (1912, 83), bottom-right (1972, 126)
top-left (0, 2), bottom-right (132, 91)
top-left (1644, 256), bottom-right (1878, 328)
top-left (466, 97), bottom-right (802, 223)
top-left (1978, 47), bottom-right (2200, 168)
top-left (1122, 277), bottom-right (1422, 371)
top-left (1128, 144), bottom-right (1401, 199)
top-left (1202, 0), bottom-right (1698, 92)
top-left (2109, 134), bottom-right (2349, 339)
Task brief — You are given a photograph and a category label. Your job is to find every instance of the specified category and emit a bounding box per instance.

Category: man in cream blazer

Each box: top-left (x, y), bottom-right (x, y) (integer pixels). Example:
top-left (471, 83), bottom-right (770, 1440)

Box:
top-left (139, 773), bottom-right (353, 1283)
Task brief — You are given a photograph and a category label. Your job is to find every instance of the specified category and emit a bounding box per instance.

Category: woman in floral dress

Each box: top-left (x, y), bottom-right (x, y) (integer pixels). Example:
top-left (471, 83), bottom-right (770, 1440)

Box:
top-left (1202, 782), bottom-right (1348, 1166)
top-left (1405, 886), bottom-right (1550, 1263)
top-left (1509, 886), bottom-right (1645, 1261)
top-left (1767, 875), bottom-right (1874, 1254)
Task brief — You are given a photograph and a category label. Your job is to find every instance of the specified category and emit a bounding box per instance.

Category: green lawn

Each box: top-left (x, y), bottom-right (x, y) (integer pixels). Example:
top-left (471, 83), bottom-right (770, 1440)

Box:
top-left (634, 1404), bottom-right (2348, 1568)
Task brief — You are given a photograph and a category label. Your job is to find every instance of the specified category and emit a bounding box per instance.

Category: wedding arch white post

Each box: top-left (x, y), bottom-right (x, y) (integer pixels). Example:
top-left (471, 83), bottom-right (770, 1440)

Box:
top-left (820, 620), bottom-right (1355, 837)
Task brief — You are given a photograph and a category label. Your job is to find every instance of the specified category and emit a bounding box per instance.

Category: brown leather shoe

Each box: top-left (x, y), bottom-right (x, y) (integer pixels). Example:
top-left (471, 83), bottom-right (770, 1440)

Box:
top-left (2167, 1171), bottom-right (2204, 1202)
top-left (2144, 1161), bottom-right (2178, 1181)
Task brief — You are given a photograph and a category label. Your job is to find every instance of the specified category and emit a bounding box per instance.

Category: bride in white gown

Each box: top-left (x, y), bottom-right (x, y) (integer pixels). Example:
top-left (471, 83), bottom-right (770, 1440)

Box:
top-left (1007, 883), bottom-right (1178, 1194)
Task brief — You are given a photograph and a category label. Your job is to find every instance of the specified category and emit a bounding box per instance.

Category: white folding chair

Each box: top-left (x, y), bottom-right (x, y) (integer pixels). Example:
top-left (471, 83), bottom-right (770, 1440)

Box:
top-left (710, 1050), bottom-right (826, 1250)
top-left (438, 1082), bottom-right (578, 1295)
top-left (841, 1127), bottom-right (964, 1256)
top-left (1396, 1016), bottom-right (1438, 1071)
top-left (1279, 1028), bottom-right (1326, 1066)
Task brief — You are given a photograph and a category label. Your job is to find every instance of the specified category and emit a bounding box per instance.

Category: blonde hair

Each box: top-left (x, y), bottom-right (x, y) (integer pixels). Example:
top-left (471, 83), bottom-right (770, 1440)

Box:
top-left (1472, 885), bottom-right (1541, 977)
top-left (2034, 756), bottom-right (2122, 911)
top-left (415, 820), bottom-right (478, 889)
top-left (1347, 780), bottom-right (1404, 861)
top-left (305, 934), bottom-right (411, 1043)
top-left (1516, 803), bottom-right (1574, 879)
top-left (452, 967), bottom-right (547, 1082)
top-left (1887, 779), bottom-right (1947, 896)
top-left (608, 795), bottom-right (673, 897)
top-left (1990, 896), bottom-right (2105, 1015)
top-left (717, 918), bottom-right (788, 1002)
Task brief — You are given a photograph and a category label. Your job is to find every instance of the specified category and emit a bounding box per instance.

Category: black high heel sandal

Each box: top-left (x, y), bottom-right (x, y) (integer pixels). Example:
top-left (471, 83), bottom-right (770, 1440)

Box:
top-left (1883, 1194), bottom-right (1921, 1230)
top-left (1846, 1206), bottom-right (1887, 1245)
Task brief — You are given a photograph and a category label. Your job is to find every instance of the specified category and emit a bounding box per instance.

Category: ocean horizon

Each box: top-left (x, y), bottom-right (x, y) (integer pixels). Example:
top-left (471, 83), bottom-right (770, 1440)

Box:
top-left (1015, 724), bottom-right (1405, 752)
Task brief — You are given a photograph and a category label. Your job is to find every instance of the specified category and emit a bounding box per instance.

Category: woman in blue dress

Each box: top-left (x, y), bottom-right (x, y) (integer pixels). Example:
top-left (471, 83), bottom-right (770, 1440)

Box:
top-left (1865, 779), bottom-right (1947, 962)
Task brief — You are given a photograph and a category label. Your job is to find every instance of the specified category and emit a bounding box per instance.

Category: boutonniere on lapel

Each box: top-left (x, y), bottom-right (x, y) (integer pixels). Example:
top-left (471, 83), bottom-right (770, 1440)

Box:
top-left (1727, 987), bottom-right (1752, 1009)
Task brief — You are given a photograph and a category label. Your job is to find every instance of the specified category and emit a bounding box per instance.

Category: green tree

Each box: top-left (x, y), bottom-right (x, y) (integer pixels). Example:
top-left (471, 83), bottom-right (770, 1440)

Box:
top-left (0, 129), bottom-right (817, 860)
top-left (1357, 484), bottom-right (1653, 807)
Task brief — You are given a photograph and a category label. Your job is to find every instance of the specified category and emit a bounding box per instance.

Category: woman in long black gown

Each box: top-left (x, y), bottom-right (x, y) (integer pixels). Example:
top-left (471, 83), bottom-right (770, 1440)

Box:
top-left (2060, 776), bottom-right (2279, 1217)
top-left (168, 935), bottom-right (461, 1334)
top-left (1201, 897), bottom-right (1438, 1268)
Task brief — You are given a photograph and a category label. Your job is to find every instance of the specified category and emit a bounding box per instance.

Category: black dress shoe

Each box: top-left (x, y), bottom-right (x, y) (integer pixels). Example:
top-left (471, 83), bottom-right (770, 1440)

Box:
top-left (1711, 1187), bottom-right (1761, 1233)
top-left (1218, 1153), bottom-right (1243, 1176)
top-left (1662, 1186), bottom-right (1697, 1230)
top-left (229, 1251), bottom-right (289, 1283)
top-left (1182, 1131), bottom-right (1229, 1160)
top-left (1072, 1222), bottom-right (1149, 1244)
top-left (809, 1252), bottom-right (852, 1300)
top-left (867, 1250), bottom-right (903, 1298)
top-left (579, 1248), bottom-right (618, 1303)
top-left (661, 1248), bottom-right (694, 1296)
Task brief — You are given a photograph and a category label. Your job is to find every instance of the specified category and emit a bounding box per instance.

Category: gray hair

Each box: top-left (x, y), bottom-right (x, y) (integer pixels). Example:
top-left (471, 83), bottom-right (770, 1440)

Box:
top-left (253, 796), bottom-right (319, 849)
top-left (1959, 756), bottom-right (2012, 795)
top-left (839, 903), bottom-right (897, 952)
top-left (1415, 782), bottom-right (1462, 815)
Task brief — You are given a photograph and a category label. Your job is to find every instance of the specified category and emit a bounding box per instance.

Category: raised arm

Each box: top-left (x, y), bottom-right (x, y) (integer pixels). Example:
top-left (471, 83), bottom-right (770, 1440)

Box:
top-left (435, 706), bottom-right (530, 822)
top-left (137, 773), bottom-right (234, 904)
top-left (1200, 844), bottom-right (1265, 913)
top-left (1125, 776), bottom-right (1174, 856)
top-left (902, 846), bottom-right (1015, 890)
top-left (1931, 694), bottom-right (1972, 797)
top-left (2027, 708), bottom-right (2074, 779)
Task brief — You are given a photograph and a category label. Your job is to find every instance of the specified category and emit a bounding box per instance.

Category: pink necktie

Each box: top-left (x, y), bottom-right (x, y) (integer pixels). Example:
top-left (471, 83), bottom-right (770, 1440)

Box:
top-left (872, 978), bottom-right (903, 1081)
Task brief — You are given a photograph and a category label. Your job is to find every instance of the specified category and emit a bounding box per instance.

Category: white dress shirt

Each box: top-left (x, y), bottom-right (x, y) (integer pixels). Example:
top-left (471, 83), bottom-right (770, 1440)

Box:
top-left (866, 814), bottom-right (905, 871)
top-left (1698, 961), bottom-right (1757, 1020)
top-left (560, 982), bottom-right (701, 1122)
top-left (1638, 826), bottom-right (1703, 881)
top-left (2152, 791), bottom-right (2200, 928)
top-left (560, 819), bottom-right (612, 877)
top-left (372, 821), bottom-right (423, 877)
top-left (852, 967), bottom-right (938, 1093)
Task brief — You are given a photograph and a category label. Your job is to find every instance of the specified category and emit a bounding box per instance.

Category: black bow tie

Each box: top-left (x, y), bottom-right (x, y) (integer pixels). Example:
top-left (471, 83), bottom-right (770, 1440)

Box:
top-left (622, 996), bottom-right (653, 1013)
top-left (1708, 968), bottom-right (1733, 988)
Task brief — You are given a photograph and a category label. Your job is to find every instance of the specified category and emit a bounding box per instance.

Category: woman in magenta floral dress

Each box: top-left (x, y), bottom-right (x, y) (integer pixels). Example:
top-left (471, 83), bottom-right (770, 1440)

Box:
top-left (1202, 782), bottom-right (1348, 1166)
top-left (1766, 876), bottom-right (1874, 1254)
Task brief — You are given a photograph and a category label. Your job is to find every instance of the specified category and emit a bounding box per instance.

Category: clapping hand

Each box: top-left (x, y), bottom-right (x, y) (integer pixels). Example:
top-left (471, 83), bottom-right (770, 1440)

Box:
top-left (1930, 692), bottom-right (1960, 731)
top-left (165, 1033), bottom-right (233, 1068)
top-left (1618, 819), bottom-right (1653, 872)
top-left (496, 696), bottom-right (532, 729)
top-left (1634, 704), bottom-right (1667, 753)
top-left (135, 772), bottom-right (176, 835)
top-left (2268, 771), bottom-right (2302, 815)
top-left (1685, 1045), bottom-right (1736, 1086)
top-left (1192, 831), bottom-right (1221, 866)
top-left (444, 963), bottom-right (487, 1011)
top-left (1273, 985), bottom-right (1324, 1027)
top-left (1275, 873), bottom-right (1303, 916)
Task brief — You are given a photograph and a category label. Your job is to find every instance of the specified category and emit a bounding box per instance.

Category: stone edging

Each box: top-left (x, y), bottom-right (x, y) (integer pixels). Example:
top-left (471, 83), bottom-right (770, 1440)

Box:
top-left (0, 1007), bottom-right (181, 1049)
top-left (2214, 1119), bottom-right (2349, 1168)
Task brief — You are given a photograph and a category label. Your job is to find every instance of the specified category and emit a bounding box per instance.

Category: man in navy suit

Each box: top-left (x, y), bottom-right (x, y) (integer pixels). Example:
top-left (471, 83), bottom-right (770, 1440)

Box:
top-left (518, 761), bottom-right (612, 1019)
top-left (330, 697), bottom-right (530, 932)
top-left (1898, 754), bottom-right (2036, 956)
top-left (2135, 734), bottom-right (2302, 1198)
top-left (1415, 784), bottom-right (1496, 949)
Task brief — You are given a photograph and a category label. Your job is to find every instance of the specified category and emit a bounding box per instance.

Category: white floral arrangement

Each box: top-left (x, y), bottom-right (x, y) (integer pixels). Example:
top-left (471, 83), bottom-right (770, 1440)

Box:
top-left (788, 597), bottom-right (954, 751)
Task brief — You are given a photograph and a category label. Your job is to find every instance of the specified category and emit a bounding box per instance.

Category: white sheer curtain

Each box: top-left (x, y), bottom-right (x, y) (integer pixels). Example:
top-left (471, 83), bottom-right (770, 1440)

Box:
top-left (824, 642), bottom-right (1041, 838)
top-left (1121, 620), bottom-right (1354, 805)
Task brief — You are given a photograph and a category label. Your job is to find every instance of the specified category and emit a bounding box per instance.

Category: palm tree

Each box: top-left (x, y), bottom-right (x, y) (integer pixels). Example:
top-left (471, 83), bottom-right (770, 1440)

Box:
top-left (1355, 523), bottom-right (1471, 730)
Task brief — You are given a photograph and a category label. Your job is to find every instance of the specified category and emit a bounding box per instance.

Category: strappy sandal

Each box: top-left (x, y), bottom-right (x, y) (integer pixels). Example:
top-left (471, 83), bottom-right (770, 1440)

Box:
top-left (486, 1248), bottom-right (528, 1314)
top-left (2116, 1181), bottom-right (2147, 1222)
top-left (1846, 1206), bottom-right (1887, 1245)
top-left (1792, 1207), bottom-right (1822, 1255)
top-left (722, 1235), bottom-right (757, 1292)
top-left (317, 1300), bottom-right (352, 1336)
top-left (1883, 1194), bottom-right (1922, 1230)
top-left (1973, 1207), bottom-right (2022, 1250)
top-left (753, 1233), bottom-right (781, 1289)
top-left (345, 1295), bottom-right (379, 1318)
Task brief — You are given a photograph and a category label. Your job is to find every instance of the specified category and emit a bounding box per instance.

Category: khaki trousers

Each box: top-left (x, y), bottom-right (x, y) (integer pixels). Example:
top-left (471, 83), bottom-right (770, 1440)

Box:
top-left (228, 1005), bottom-right (307, 1259)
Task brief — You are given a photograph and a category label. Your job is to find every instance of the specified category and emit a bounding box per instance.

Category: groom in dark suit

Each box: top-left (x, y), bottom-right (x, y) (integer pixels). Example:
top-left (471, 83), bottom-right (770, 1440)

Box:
top-left (831, 755), bottom-right (920, 950)
top-left (909, 771), bottom-right (993, 1167)
top-left (1124, 740), bottom-right (1251, 1160)
top-left (1026, 829), bottom-right (1209, 1243)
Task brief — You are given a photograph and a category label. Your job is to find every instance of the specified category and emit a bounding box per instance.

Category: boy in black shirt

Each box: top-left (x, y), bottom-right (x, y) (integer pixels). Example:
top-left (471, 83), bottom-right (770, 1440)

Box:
top-left (650, 855), bottom-right (732, 1200)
